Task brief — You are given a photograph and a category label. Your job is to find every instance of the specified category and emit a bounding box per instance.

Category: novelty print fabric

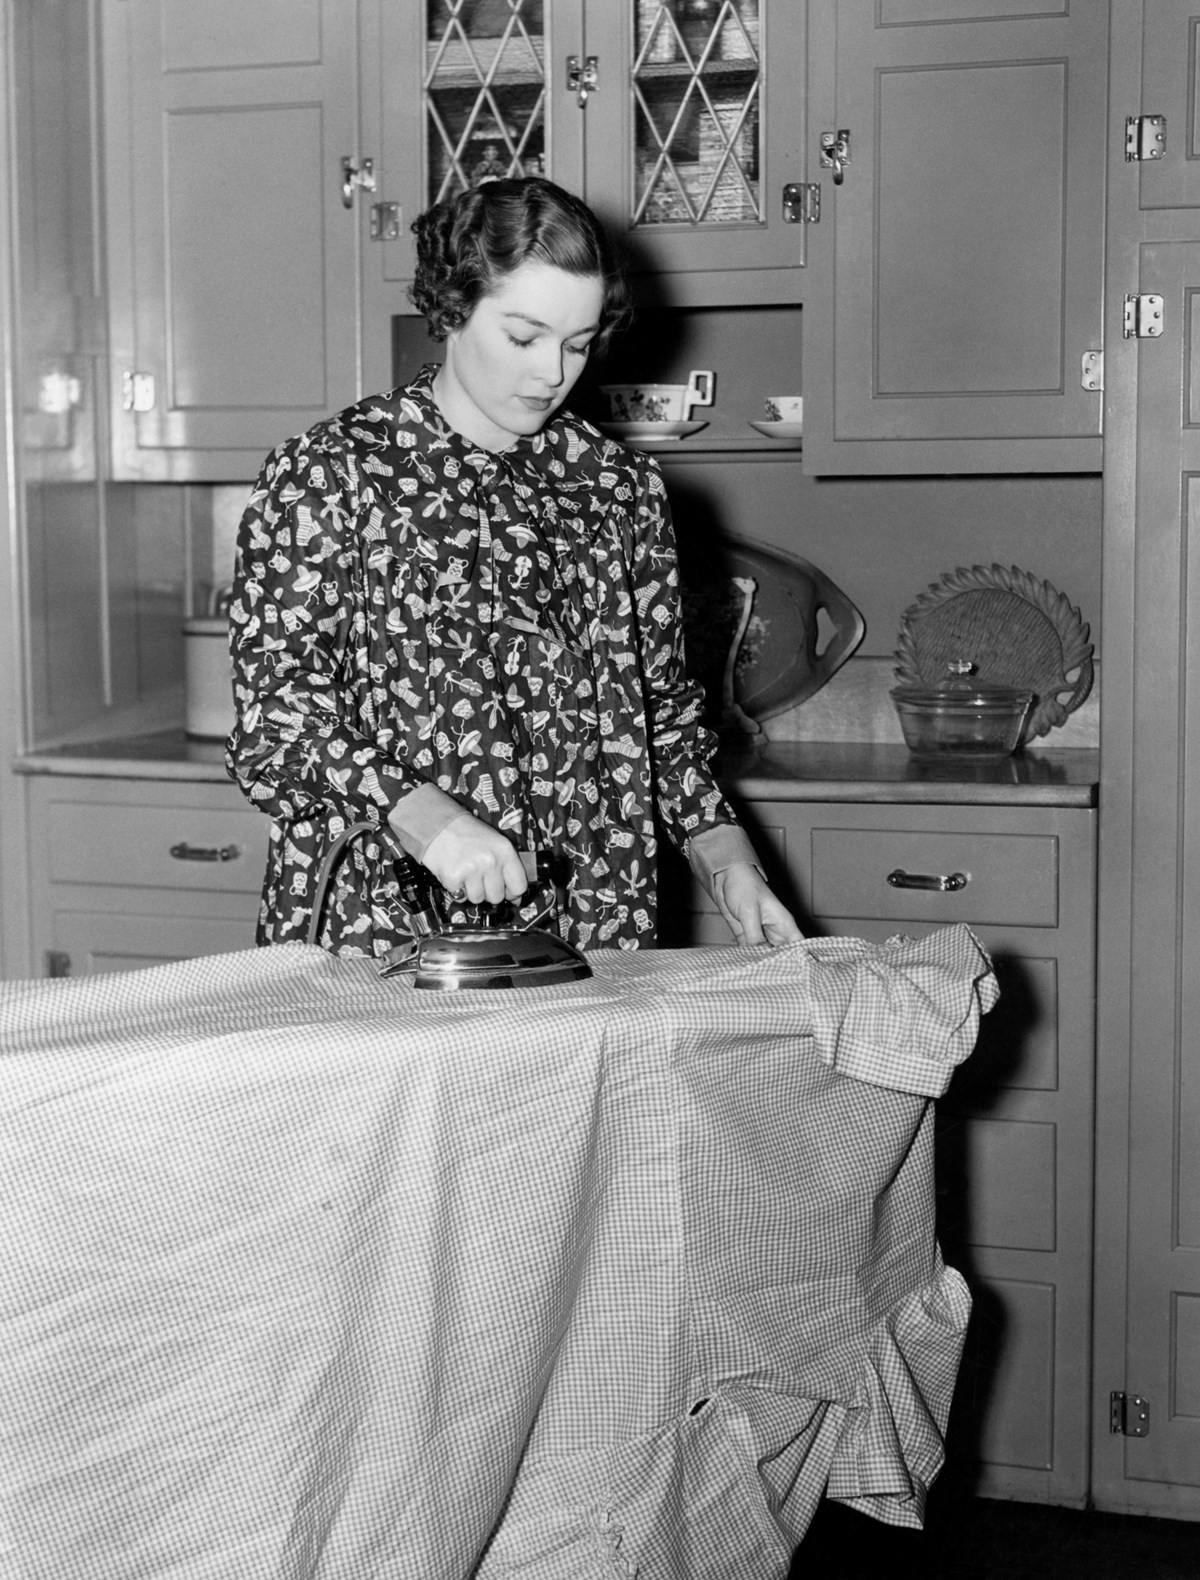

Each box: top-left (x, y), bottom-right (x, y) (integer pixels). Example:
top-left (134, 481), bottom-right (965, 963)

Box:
top-left (226, 365), bottom-right (736, 954)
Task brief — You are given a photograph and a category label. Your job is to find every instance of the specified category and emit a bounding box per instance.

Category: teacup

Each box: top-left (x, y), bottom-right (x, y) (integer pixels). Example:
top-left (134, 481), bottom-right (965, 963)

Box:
top-left (764, 395), bottom-right (803, 424)
top-left (602, 370), bottom-right (715, 423)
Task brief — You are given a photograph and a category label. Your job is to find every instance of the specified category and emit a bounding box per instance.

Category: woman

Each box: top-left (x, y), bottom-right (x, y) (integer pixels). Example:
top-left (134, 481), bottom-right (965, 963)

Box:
top-left (226, 176), bottom-right (800, 954)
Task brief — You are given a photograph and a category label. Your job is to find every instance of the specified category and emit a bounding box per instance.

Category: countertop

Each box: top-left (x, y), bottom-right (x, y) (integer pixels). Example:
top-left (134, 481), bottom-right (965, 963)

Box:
top-left (15, 731), bottom-right (1099, 807)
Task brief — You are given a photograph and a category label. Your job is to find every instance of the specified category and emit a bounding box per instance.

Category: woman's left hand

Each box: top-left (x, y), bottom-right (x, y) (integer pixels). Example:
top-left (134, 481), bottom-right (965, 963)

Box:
top-left (713, 863), bottom-right (804, 947)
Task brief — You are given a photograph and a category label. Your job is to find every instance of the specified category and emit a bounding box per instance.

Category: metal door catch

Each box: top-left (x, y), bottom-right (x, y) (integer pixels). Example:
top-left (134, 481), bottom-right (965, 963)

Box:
top-left (341, 156), bottom-right (376, 209)
top-left (820, 129), bottom-right (851, 185)
top-left (566, 54), bottom-right (598, 107)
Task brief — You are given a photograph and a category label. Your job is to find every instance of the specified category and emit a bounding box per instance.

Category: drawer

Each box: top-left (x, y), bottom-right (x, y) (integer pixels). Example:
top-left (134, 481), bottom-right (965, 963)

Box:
top-left (808, 827), bottom-right (1059, 928)
top-left (45, 799), bottom-right (268, 894)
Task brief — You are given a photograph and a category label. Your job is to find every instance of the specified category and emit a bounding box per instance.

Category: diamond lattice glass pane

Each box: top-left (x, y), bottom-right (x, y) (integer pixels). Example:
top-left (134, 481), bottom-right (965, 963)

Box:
top-left (632, 1), bottom-right (760, 227)
top-left (425, 1), bottom-right (546, 205)
top-left (632, 0), bottom-right (755, 225)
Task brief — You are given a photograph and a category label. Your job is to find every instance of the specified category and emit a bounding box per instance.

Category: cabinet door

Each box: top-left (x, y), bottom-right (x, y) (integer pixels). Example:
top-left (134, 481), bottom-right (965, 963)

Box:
top-left (103, 0), bottom-right (361, 480)
top-left (582, 1), bottom-right (807, 305)
top-left (803, 0), bottom-right (1107, 475)
top-left (363, 0), bottom-right (806, 386)
top-left (1094, 3), bottom-right (1200, 1515)
top-left (360, 0), bottom-right (586, 392)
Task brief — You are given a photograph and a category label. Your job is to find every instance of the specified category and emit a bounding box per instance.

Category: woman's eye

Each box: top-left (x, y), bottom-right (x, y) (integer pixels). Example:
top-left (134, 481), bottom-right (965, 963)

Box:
top-left (567, 342), bottom-right (592, 359)
top-left (506, 334), bottom-right (535, 349)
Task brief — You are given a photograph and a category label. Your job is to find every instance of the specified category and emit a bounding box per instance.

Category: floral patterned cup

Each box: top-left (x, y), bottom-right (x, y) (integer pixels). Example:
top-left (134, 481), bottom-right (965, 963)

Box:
top-left (601, 370), bottom-right (715, 423)
top-left (763, 395), bottom-right (803, 425)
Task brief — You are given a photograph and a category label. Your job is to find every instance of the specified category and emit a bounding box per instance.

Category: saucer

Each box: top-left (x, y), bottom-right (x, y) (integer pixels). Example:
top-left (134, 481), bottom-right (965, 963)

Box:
top-left (749, 420), bottom-right (803, 442)
top-left (599, 420), bottom-right (708, 444)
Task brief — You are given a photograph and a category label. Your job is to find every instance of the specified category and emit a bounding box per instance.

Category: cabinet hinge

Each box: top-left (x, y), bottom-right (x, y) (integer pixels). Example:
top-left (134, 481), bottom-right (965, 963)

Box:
top-left (370, 202), bottom-right (402, 241)
top-left (1125, 114), bottom-right (1167, 162)
top-left (1081, 350), bottom-right (1103, 391)
top-left (45, 950), bottom-right (72, 978)
top-left (1123, 294), bottom-right (1164, 339)
top-left (782, 182), bottom-right (820, 224)
top-left (1110, 1391), bottom-right (1150, 1437)
top-left (121, 371), bottom-right (155, 413)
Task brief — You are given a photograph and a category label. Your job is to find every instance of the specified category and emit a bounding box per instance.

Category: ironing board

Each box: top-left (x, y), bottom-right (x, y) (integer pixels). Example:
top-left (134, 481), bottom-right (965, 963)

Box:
top-left (0, 931), bottom-right (996, 1579)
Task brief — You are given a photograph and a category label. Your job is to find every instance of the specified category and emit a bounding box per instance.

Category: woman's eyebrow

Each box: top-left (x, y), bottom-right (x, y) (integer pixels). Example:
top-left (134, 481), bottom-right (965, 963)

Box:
top-left (503, 308), bottom-right (600, 336)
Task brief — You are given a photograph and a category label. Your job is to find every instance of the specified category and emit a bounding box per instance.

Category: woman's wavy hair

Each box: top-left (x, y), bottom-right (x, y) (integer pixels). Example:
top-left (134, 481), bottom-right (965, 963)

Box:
top-left (409, 176), bottom-right (632, 354)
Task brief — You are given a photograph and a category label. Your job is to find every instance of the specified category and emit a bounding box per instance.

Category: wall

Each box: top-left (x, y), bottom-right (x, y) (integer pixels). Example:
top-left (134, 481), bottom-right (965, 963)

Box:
top-left (662, 460), bottom-right (1102, 745)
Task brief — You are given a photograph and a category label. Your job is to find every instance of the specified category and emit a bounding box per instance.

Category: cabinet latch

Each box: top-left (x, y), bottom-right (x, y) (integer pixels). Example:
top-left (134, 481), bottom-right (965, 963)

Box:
top-left (1081, 350), bottom-right (1103, 391)
top-left (782, 182), bottom-right (820, 224)
top-left (566, 54), bottom-right (598, 108)
top-left (1110, 1391), bottom-right (1150, 1437)
top-left (819, 129), bottom-right (851, 185)
top-left (341, 155), bottom-right (376, 209)
top-left (1123, 294), bottom-right (1164, 339)
top-left (1125, 114), bottom-right (1166, 162)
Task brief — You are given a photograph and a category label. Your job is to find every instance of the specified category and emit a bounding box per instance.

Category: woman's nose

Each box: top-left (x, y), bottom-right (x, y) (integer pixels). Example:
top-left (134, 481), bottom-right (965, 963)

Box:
top-left (537, 345), bottom-right (566, 388)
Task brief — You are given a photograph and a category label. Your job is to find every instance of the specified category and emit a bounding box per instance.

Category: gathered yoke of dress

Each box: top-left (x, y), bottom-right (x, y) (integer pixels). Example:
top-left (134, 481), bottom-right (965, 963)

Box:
top-left (226, 366), bottom-right (742, 955)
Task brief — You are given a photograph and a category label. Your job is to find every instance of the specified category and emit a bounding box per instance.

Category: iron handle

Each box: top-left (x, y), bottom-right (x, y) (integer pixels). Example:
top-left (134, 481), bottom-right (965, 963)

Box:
top-left (170, 841), bottom-right (242, 864)
top-left (886, 868), bottom-right (968, 893)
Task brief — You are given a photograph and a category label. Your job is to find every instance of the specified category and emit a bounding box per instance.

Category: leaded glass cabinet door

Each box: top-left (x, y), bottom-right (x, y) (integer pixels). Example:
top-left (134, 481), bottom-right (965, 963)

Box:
top-left (363, 0), bottom-right (584, 390)
top-left (363, 1), bottom-right (804, 387)
top-left (583, 1), bottom-right (806, 302)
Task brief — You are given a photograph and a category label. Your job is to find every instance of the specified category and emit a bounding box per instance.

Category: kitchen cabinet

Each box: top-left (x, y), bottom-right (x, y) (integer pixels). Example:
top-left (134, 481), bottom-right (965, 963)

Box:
top-left (669, 792), bottom-right (1098, 1507)
top-left (25, 776), bottom-right (268, 976)
top-left (101, 0), bottom-right (806, 481)
top-left (801, 1), bottom-right (1108, 476)
top-left (1093, 0), bottom-right (1200, 1520)
top-left (362, 0), bottom-right (806, 367)
top-left (101, 0), bottom-right (362, 481)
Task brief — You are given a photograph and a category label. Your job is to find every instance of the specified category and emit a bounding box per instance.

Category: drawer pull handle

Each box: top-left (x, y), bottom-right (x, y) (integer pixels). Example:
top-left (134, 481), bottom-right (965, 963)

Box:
top-left (887, 867), bottom-right (968, 892)
top-left (170, 841), bottom-right (242, 864)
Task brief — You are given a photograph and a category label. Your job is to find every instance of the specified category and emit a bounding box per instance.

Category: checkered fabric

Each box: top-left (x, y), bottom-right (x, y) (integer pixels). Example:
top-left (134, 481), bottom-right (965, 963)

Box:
top-left (0, 928), bottom-right (996, 1579)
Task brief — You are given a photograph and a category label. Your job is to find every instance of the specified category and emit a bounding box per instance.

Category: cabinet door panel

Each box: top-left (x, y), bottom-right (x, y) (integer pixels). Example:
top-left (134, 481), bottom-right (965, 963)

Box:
top-left (804, 1), bottom-right (1106, 474)
top-left (582, 1), bottom-right (807, 299)
top-left (1094, 238), bottom-right (1200, 1506)
top-left (103, 0), bottom-right (360, 479)
top-left (1138, 3), bottom-right (1200, 211)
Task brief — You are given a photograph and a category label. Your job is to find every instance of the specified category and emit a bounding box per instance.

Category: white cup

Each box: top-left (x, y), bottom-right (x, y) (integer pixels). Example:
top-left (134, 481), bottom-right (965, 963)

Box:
top-left (764, 395), bottom-right (803, 425)
top-left (602, 370), bottom-right (715, 423)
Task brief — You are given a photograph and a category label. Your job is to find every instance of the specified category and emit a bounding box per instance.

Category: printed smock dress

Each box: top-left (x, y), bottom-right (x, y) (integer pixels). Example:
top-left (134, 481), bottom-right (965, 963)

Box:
top-left (226, 365), bottom-right (756, 956)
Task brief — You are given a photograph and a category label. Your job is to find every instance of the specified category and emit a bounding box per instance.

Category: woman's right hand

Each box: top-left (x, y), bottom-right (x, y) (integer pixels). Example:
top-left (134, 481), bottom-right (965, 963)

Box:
top-left (418, 812), bottom-right (529, 906)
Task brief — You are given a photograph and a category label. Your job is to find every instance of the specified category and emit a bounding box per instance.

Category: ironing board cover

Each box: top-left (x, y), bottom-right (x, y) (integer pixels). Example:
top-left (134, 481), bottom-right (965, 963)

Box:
top-left (0, 930), bottom-right (996, 1580)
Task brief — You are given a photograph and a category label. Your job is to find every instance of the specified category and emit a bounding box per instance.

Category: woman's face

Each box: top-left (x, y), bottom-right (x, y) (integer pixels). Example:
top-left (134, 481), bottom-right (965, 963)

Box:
top-left (435, 259), bottom-right (604, 450)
